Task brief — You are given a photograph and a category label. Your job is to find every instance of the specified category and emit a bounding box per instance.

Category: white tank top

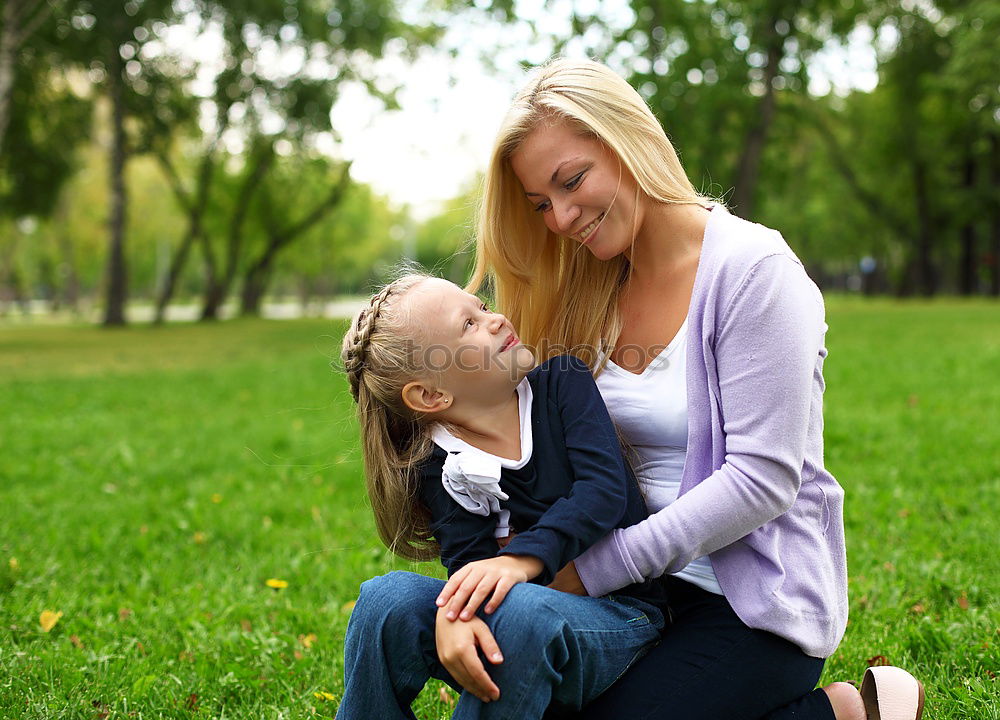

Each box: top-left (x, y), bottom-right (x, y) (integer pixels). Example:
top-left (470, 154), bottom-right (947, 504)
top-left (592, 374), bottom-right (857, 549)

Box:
top-left (595, 320), bottom-right (723, 595)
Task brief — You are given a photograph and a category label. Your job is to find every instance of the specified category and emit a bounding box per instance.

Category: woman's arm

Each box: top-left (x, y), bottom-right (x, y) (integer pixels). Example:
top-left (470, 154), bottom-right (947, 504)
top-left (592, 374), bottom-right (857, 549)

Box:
top-left (576, 253), bottom-right (827, 596)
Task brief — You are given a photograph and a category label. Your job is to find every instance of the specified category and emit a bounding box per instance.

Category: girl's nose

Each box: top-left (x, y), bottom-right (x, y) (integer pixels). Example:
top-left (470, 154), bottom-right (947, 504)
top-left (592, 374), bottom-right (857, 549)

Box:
top-left (487, 312), bottom-right (506, 333)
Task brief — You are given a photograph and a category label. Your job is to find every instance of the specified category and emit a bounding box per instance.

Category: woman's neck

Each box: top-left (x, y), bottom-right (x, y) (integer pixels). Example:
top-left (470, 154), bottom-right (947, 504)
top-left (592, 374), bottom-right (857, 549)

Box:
top-left (626, 202), bottom-right (709, 284)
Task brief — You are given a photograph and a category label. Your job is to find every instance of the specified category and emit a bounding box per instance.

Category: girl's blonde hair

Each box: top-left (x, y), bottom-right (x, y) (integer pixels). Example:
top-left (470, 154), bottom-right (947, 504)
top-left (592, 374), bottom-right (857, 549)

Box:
top-left (341, 272), bottom-right (440, 561)
top-left (468, 57), bottom-right (711, 365)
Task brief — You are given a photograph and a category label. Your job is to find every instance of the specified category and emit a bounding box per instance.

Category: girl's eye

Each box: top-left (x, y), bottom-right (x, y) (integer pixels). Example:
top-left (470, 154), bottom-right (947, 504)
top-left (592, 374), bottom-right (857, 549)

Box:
top-left (480, 303), bottom-right (489, 313)
top-left (464, 318), bottom-right (474, 329)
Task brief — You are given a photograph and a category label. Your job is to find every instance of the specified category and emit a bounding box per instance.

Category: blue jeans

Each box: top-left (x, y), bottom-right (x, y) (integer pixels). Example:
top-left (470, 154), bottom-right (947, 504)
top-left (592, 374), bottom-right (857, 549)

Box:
top-left (337, 571), bottom-right (663, 720)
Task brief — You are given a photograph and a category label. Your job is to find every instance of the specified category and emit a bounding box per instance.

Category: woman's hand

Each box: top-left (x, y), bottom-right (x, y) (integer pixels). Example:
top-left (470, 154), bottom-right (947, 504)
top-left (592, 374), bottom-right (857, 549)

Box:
top-left (547, 560), bottom-right (588, 595)
top-left (436, 554), bottom-right (544, 621)
top-left (435, 607), bottom-right (503, 702)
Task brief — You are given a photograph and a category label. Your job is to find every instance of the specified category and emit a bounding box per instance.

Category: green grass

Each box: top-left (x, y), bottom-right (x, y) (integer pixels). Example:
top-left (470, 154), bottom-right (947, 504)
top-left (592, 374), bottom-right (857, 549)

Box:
top-left (1, 301), bottom-right (998, 719)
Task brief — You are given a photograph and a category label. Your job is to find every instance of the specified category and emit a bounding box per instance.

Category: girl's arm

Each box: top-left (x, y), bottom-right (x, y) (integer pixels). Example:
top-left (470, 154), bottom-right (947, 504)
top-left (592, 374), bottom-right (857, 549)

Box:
top-left (439, 355), bottom-right (640, 617)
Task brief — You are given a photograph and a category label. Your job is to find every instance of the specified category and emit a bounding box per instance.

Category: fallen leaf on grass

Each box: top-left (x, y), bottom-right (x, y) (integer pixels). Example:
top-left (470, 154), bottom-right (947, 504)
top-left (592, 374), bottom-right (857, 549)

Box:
top-left (958, 593), bottom-right (969, 610)
top-left (192, 531), bottom-right (207, 544)
top-left (118, 608), bottom-right (133, 622)
top-left (266, 578), bottom-right (288, 589)
top-left (240, 619), bottom-right (253, 632)
top-left (185, 694), bottom-right (199, 710)
top-left (909, 603), bottom-right (926, 614)
top-left (299, 633), bottom-right (317, 649)
top-left (294, 650), bottom-right (304, 660)
top-left (882, 562), bottom-right (895, 572)
top-left (92, 699), bottom-right (110, 719)
top-left (178, 650), bottom-right (195, 663)
top-left (70, 635), bottom-right (84, 649)
top-left (866, 655), bottom-right (890, 667)
top-left (439, 686), bottom-right (456, 705)
top-left (39, 610), bottom-right (62, 632)
top-left (897, 508), bottom-right (911, 518)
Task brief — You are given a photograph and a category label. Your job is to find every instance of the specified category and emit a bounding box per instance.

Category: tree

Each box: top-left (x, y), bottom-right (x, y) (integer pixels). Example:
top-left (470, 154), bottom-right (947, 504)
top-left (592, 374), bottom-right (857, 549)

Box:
top-left (139, 0), bottom-right (440, 321)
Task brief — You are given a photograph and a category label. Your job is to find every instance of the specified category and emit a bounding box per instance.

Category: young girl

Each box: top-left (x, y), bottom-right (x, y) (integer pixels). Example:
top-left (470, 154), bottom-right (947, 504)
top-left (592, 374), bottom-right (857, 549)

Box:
top-left (336, 272), bottom-right (666, 720)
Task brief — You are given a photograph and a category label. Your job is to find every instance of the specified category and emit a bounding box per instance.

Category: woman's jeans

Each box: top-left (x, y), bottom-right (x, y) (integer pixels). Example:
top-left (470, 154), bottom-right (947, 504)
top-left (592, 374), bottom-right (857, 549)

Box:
top-left (574, 576), bottom-right (836, 720)
top-left (336, 570), bottom-right (663, 720)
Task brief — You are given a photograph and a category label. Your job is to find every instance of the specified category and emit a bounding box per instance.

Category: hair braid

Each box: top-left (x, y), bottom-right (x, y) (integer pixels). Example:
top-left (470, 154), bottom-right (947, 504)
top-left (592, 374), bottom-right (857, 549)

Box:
top-left (342, 284), bottom-right (397, 402)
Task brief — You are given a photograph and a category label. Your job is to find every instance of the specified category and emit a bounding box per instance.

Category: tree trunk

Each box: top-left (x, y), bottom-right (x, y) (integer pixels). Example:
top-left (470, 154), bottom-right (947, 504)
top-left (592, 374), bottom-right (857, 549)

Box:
top-left (153, 226), bottom-right (198, 323)
top-left (199, 144), bottom-right (273, 321)
top-left (732, 23), bottom-right (783, 220)
top-left (958, 155), bottom-right (977, 295)
top-left (240, 259), bottom-right (273, 317)
top-left (911, 159), bottom-right (936, 296)
top-left (103, 39), bottom-right (129, 327)
top-left (991, 133), bottom-right (1000, 296)
top-left (0, 0), bottom-right (20, 159)
top-left (237, 165), bottom-right (351, 316)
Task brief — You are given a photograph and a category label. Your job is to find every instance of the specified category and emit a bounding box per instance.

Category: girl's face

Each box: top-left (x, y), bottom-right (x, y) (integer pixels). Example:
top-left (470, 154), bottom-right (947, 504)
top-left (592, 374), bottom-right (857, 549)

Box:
top-left (510, 120), bottom-right (644, 261)
top-left (405, 279), bottom-right (535, 409)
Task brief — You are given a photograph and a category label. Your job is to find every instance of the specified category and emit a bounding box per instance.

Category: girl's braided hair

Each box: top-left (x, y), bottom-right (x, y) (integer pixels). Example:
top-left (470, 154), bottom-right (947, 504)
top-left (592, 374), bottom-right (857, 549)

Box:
top-left (339, 273), bottom-right (439, 561)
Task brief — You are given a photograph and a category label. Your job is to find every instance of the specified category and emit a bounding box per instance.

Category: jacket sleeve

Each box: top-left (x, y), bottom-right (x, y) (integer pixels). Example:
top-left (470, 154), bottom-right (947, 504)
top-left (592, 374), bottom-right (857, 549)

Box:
top-left (499, 355), bottom-right (632, 585)
top-left (575, 253), bottom-right (827, 596)
top-left (419, 461), bottom-right (503, 577)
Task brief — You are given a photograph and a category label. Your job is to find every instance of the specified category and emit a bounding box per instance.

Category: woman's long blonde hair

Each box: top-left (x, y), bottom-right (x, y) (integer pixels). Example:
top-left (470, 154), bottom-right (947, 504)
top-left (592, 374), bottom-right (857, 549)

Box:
top-left (468, 58), bottom-right (712, 365)
top-left (341, 272), bottom-right (440, 561)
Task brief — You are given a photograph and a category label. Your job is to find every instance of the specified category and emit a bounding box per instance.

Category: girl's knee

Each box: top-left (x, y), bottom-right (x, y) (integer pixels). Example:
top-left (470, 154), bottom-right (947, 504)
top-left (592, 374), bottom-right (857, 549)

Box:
top-left (354, 571), bottom-right (440, 626)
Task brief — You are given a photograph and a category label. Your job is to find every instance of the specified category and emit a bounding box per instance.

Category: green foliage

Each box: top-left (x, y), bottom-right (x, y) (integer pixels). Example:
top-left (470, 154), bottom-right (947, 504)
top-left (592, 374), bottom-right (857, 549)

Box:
top-left (0, 301), bottom-right (998, 717)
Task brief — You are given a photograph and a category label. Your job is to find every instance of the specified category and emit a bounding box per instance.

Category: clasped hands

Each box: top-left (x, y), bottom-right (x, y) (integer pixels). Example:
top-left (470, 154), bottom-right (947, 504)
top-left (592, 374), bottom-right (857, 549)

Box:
top-left (433, 553), bottom-right (586, 703)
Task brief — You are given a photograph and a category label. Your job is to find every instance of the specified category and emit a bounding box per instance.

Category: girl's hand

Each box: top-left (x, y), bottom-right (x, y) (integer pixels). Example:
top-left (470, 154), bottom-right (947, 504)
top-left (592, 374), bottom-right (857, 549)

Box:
top-left (547, 560), bottom-right (588, 596)
top-left (435, 608), bottom-right (503, 702)
top-left (436, 554), bottom-right (544, 621)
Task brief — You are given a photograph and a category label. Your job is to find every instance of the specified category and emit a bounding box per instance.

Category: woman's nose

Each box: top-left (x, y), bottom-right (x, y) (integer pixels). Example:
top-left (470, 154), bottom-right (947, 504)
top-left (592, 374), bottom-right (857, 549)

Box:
top-left (550, 199), bottom-right (580, 235)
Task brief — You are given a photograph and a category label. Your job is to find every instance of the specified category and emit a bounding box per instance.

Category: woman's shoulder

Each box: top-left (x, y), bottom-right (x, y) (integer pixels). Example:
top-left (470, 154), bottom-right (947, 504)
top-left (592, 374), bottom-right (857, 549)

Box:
top-left (699, 206), bottom-right (806, 291)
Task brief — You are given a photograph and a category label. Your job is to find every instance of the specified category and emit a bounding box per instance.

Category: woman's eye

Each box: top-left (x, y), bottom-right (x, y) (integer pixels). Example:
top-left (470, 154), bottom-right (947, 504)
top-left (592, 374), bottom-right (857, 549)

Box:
top-left (533, 200), bottom-right (551, 213)
top-left (565, 171), bottom-right (584, 190)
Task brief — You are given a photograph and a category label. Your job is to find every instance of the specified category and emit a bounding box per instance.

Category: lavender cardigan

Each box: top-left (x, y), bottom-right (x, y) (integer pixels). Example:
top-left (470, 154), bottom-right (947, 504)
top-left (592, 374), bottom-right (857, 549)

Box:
top-left (575, 206), bottom-right (848, 658)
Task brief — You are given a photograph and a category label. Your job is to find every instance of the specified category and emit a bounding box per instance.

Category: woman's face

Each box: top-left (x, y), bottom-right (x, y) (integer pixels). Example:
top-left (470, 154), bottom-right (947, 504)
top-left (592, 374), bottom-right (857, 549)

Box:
top-left (510, 120), bottom-right (643, 261)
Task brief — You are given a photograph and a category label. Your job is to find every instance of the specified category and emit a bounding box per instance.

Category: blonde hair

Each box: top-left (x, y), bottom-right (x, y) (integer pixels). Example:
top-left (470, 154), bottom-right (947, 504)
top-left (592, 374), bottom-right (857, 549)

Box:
top-left (468, 57), bottom-right (711, 365)
top-left (341, 272), bottom-right (440, 561)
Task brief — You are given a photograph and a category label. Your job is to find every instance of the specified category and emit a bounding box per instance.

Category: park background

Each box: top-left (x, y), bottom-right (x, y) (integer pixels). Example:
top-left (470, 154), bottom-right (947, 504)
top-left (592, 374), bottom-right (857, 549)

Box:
top-left (1, 0), bottom-right (998, 718)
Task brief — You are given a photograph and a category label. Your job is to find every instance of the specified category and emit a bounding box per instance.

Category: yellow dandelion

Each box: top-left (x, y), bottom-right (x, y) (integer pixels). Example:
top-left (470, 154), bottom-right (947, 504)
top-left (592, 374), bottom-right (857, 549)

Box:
top-left (299, 633), bottom-right (317, 649)
top-left (39, 610), bottom-right (63, 632)
top-left (211, 493), bottom-right (222, 504)
top-left (8, 557), bottom-right (18, 571)
top-left (265, 578), bottom-right (288, 589)
top-left (192, 531), bottom-right (206, 544)
top-left (313, 691), bottom-right (335, 701)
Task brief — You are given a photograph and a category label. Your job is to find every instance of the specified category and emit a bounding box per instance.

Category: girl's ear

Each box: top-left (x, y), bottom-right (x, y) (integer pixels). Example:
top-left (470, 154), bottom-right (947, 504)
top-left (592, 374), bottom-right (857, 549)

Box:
top-left (401, 381), bottom-right (452, 415)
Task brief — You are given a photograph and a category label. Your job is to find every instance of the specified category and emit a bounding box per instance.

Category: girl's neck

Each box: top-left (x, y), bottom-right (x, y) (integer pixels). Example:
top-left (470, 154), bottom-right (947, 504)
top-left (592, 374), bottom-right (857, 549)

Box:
top-left (445, 389), bottom-right (522, 461)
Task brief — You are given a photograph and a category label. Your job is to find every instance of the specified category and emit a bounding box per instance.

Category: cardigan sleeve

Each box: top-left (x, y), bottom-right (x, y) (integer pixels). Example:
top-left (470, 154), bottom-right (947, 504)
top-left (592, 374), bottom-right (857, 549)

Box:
top-left (575, 253), bottom-right (827, 596)
top-left (499, 355), bottom-right (632, 585)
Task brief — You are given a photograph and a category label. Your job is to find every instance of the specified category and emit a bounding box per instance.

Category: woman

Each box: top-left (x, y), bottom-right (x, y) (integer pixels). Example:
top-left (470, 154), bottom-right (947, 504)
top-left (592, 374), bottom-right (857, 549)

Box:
top-left (434, 58), bottom-right (924, 720)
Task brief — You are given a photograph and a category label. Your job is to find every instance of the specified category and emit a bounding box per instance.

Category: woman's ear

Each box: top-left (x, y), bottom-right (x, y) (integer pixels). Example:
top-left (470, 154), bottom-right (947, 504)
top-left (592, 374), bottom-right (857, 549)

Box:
top-left (401, 381), bottom-right (452, 415)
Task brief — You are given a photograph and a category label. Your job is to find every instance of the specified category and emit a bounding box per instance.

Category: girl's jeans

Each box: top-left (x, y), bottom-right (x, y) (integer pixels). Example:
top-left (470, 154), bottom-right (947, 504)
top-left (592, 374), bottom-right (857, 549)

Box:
top-left (336, 570), bottom-right (663, 720)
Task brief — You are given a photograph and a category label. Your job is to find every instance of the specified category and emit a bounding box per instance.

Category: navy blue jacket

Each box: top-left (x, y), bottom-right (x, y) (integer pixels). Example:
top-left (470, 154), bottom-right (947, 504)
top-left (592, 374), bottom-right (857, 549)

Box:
top-left (418, 354), bottom-right (663, 606)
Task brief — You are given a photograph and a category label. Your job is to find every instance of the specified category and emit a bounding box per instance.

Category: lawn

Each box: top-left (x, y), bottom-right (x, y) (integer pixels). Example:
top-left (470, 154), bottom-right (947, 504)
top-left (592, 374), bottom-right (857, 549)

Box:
top-left (1, 300), bottom-right (998, 719)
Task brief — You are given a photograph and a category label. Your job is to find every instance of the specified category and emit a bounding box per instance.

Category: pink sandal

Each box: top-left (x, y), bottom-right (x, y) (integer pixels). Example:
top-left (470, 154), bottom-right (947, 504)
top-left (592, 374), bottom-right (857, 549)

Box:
top-left (860, 666), bottom-right (925, 720)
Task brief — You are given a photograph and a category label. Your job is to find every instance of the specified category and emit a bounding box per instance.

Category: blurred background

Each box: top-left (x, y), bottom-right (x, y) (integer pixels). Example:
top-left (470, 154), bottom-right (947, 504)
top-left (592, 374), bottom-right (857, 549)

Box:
top-left (1, 0), bottom-right (997, 326)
